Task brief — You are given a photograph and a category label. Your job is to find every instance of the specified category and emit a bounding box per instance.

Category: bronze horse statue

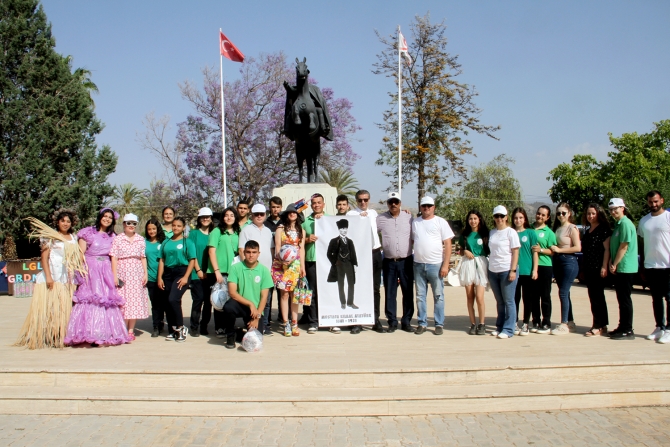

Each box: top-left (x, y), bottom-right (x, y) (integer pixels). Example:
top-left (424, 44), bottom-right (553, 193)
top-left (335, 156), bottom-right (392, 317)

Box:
top-left (283, 57), bottom-right (333, 183)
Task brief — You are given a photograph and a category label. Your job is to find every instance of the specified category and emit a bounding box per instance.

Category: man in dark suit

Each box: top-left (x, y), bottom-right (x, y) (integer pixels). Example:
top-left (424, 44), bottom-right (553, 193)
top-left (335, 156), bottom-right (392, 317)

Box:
top-left (327, 219), bottom-right (358, 309)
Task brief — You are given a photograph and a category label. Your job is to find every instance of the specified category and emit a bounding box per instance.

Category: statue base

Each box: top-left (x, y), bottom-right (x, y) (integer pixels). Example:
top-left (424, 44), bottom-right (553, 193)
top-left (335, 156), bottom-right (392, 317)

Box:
top-left (272, 183), bottom-right (339, 216)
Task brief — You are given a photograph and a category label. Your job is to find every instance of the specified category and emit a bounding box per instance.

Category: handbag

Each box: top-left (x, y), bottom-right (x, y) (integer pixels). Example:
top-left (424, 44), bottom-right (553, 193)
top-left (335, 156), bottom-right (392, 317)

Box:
top-left (210, 278), bottom-right (230, 311)
top-left (292, 277), bottom-right (313, 305)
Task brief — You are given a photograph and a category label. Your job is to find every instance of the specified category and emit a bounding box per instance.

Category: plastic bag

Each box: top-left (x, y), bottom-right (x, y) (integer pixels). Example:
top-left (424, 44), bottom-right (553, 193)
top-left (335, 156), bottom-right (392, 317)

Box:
top-left (242, 328), bottom-right (263, 352)
top-left (210, 278), bottom-right (229, 311)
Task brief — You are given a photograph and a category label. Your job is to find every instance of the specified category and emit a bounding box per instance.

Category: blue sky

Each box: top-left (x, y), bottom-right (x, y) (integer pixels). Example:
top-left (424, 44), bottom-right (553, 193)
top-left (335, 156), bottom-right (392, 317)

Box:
top-left (41, 0), bottom-right (670, 206)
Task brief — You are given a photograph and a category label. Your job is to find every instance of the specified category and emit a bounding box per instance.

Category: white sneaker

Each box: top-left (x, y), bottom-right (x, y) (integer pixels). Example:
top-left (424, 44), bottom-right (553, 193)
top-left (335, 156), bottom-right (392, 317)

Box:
top-left (329, 327), bottom-right (341, 334)
top-left (657, 331), bottom-right (670, 344)
top-left (497, 333), bottom-right (509, 339)
top-left (519, 324), bottom-right (529, 336)
top-left (513, 325), bottom-right (520, 336)
top-left (490, 330), bottom-right (499, 337)
top-left (646, 327), bottom-right (664, 341)
top-left (307, 327), bottom-right (317, 334)
top-left (551, 323), bottom-right (569, 335)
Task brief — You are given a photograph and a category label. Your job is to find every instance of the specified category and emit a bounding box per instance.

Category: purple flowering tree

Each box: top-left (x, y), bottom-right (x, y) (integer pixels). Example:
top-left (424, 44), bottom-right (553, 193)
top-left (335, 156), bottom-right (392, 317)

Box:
top-left (166, 52), bottom-right (360, 208)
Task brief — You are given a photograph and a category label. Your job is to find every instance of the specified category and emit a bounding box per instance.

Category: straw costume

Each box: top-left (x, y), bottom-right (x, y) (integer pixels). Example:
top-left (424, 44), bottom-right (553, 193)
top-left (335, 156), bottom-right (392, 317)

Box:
top-left (15, 211), bottom-right (86, 349)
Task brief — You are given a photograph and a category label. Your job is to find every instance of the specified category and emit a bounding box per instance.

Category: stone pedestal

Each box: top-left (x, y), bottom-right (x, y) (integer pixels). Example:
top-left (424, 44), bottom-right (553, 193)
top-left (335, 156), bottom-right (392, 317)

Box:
top-left (272, 183), bottom-right (339, 216)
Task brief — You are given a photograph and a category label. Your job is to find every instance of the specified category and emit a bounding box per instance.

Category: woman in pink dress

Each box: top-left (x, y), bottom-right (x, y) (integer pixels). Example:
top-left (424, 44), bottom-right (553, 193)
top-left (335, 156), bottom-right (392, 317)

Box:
top-left (110, 213), bottom-right (149, 341)
top-left (64, 208), bottom-right (132, 347)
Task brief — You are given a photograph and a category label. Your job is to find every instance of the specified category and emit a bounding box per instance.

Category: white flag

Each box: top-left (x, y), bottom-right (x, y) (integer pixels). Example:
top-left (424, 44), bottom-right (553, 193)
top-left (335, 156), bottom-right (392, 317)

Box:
top-left (399, 31), bottom-right (412, 65)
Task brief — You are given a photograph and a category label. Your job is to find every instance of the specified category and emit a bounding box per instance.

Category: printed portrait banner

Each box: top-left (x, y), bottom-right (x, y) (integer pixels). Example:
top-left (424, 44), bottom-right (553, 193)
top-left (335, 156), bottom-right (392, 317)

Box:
top-left (315, 215), bottom-right (374, 327)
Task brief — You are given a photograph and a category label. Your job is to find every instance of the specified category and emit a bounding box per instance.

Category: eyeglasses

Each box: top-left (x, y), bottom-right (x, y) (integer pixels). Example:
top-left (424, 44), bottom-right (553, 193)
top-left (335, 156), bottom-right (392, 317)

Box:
top-left (252, 213), bottom-right (265, 217)
top-left (124, 222), bottom-right (138, 226)
top-left (556, 211), bottom-right (568, 217)
top-left (493, 214), bottom-right (506, 219)
top-left (388, 199), bottom-right (400, 205)
top-left (357, 198), bottom-right (369, 202)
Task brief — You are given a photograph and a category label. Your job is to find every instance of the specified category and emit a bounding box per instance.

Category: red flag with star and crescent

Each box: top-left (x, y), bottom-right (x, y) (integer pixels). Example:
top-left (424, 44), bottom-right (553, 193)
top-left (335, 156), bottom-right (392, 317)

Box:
top-left (219, 31), bottom-right (245, 63)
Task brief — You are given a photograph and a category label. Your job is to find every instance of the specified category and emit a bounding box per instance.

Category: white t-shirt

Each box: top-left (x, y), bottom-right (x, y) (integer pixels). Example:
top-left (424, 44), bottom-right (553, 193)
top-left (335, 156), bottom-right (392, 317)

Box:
top-left (412, 216), bottom-right (454, 264)
top-left (347, 208), bottom-right (381, 249)
top-left (488, 227), bottom-right (521, 273)
top-left (637, 211), bottom-right (670, 269)
top-left (239, 224), bottom-right (274, 270)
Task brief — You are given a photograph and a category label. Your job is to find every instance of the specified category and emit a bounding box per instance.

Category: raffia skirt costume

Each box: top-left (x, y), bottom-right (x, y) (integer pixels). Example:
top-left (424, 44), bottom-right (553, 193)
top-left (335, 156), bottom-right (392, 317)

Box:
top-left (64, 227), bottom-right (132, 345)
top-left (15, 237), bottom-right (78, 349)
top-left (271, 228), bottom-right (301, 292)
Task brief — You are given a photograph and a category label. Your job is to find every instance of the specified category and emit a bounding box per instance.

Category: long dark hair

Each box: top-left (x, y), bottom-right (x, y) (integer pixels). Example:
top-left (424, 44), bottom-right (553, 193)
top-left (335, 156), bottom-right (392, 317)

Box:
top-left (279, 210), bottom-right (304, 242)
top-left (95, 209), bottom-right (116, 235)
top-left (462, 210), bottom-right (489, 238)
top-left (218, 207), bottom-right (241, 234)
top-left (552, 202), bottom-right (576, 231)
top-left (511, 207), bottom-right (531, 230)
top-left (536, 205), bottom-right (553, 228)
top-left (145, 218), bottom-right (166, 243)
top-left (582, 203), bottom-right (610, 228)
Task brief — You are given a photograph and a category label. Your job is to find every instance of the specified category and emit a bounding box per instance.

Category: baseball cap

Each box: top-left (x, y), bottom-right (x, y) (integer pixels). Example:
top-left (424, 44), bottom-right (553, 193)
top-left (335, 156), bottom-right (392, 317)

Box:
top-left (608, 198), bottom-right (626, 208)
top-left (251, 204), bottom-right (267, 214)
top-left (492, 205), bottom-right (508, 216)
top-left (387, 192), bottom-right (401, 202)
top-left (420, 196), bottom-right (435, 206)
top-left (197, 207), bottom-right (213, 217)
top-left (122, 213), bottom-right (138, 222)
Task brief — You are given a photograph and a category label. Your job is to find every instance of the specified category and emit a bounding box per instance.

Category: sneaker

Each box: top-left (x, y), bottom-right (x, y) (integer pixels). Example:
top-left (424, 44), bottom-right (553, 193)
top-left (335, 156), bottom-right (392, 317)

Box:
top-left (263, 326), bottom-right (273, 337)
top-left (551, 323), bottom-right (569, 336)
top-left (476, 324), bottom-right (486, 335)
top-left (519, 323), bottom-right (529, 336)
top-left (567, 321), bottom-right (577, 332)
top-left (657, 331), bottom-right (670, 344)
top-left (284, 321), bottom-right (292, 337)
top-left (215, 328), bottom-right (225, 339)
top-left (536, 325), bottom-right (551, 334)
top-left (175, 327), bottom-right (187, 342)
top-left (190, 328), bottom-right (200, 337)
top-left (646, 327), bottom-right (665, 341)
top-left (530, 323), bottom-right (539, 333)
top-left (490, 330), bottom-right (499, 337)
top-left (468, 324), bottom-right (476, 335)
top-left (610, 330), bottom-right (635, 340)
top-left (434, 326), bottom-right (444, 335)
top-left (415, 326), bottom-right (427, 335)
top-left (151, 327), bottom-right (160, 338)
top-left (307, 326), bottom-right (317, 334)
top-left (329, 327), bottom-right (341, 334)
top-left (165, 331), bottom-right (176, 341)
top-left (497, 333), bottom-right (509, 339)
top-left (513, 325), bottom-right (520, 336)
top-left (225, 335), bottom-right (235, 349)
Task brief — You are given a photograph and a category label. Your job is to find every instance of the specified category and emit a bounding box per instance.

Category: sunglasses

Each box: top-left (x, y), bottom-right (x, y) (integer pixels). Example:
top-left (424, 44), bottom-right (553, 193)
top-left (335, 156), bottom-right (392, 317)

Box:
top-left (421, 204), bottom-right (434, 208)
top-left (124, 222), bottom-right (138, 226)
top-left (609, 207), bottom-right (620, 212)
top-left (357, 198), bottom-right (369, 202)
top-left (252, 213), bottom-right (265, 217)
top-left (388, 199), bottom-right (400, 205)
top-left (556, 211), bottom-right (568, 217)
top-left (493, 214), bottom-right (506, 219)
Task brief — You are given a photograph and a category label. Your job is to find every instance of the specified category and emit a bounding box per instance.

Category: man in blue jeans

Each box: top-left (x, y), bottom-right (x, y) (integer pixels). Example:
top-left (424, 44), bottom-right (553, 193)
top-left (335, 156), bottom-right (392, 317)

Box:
top-left (411, 196), bottom-right (454, 335)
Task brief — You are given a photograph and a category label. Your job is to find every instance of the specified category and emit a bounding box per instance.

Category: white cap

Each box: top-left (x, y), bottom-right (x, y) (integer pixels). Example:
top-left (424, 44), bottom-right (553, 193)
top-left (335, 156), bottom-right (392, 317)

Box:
top-left (251, 204), bottom-right (266, 214)
top-left (492, 205), bottom-right (508, 216)
top-left (122, 213), bottom-right (138, 222)
top-left (420, 196), bottom-right (435, 206)
top-left (608, 198), bottom-right (626, 208)
top-left (387, 192), bottom-right (401, 202)
top-left (198, 207), bottom-right (213, 217)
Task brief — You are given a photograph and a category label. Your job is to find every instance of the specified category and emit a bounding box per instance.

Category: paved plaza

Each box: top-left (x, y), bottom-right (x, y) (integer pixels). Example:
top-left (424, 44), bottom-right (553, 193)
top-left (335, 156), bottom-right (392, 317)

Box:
top-left (2, 406), bottom-right (670, 447)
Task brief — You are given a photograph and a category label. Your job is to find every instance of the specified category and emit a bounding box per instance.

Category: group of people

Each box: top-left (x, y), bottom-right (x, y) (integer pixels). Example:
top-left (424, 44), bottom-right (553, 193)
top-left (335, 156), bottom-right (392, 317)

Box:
top-left (14, 188), bottom-right (670, 351)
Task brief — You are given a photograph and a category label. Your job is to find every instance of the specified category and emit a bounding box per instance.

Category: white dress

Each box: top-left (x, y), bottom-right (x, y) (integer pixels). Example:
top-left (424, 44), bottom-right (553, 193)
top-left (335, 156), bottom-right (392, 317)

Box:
top-left (35, 236), bottom-right (78, 285)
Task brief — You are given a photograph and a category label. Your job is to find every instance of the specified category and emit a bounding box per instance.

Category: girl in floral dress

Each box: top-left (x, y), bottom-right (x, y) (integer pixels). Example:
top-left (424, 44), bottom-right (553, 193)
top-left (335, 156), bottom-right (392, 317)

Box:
top-left (272, 204), bottom-right (306, 337)
top-left (110, 213), bottom-right (149, 341)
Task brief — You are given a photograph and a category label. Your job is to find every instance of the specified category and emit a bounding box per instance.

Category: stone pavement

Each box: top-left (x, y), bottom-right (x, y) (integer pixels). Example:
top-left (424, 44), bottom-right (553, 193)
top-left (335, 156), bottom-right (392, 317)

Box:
top-left (1, 406), bottom-right (669, 446)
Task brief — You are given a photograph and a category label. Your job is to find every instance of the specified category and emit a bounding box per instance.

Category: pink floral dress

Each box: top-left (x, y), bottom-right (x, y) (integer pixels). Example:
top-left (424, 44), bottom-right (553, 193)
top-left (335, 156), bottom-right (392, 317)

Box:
top-left (109, 234), bottom-right (149, 319)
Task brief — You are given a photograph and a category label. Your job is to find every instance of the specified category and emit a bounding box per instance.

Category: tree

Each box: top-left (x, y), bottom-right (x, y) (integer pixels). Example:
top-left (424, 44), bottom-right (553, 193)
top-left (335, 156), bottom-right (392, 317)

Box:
top-left (373, 13), bottom-right (500, 206)
top-left (139, 52), bottom-right (360, 209)
top-left (107, 183), bottom-right (149, 219)
top-left (318, 167), bottom-right (360, 205)
top-left (437, 154), bottom-right (523, 229)
top-left (0, 0), bottom-right (117, 248)
top-left (548, 120), bottom-right (670, 222)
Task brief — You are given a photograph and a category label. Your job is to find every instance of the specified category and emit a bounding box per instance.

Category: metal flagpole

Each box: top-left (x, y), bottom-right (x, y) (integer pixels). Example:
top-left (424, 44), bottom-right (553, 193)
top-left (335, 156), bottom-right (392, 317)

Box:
top-left (219, 29), bottom-right (228, 208)
top-left (398, 26), bottom-right (403, 202)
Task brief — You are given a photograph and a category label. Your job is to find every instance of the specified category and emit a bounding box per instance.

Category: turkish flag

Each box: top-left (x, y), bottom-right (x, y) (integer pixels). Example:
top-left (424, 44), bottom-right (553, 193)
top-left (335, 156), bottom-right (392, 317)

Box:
top-left (219, 31), bottom-right (245, 63)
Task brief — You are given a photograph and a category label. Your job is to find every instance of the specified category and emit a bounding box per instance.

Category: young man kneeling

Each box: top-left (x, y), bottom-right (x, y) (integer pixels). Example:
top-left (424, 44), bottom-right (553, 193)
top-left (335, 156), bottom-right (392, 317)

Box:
top-left (223, 240), bottom-right (274, 349)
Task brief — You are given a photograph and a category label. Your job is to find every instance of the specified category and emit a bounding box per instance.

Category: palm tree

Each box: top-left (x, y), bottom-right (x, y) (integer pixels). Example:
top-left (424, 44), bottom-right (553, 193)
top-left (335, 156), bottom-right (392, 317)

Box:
top-left (65, 56), bottom-right (99, 107)
top-left (108, 183), bottom-right (149, 219)
top-left (319, 167), bottom-right (360, 205)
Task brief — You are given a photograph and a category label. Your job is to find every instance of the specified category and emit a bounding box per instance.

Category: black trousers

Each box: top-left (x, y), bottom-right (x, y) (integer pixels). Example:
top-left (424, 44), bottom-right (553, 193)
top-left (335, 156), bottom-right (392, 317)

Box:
top-left (163, 266), bottom-right (191, 329)
top-left (646, 268), bottom-right (670, 329)
top-left (614, 272), bottom-right (635, 332)
top-left (383, 256), bottom-right (414, 327)
top-left (304, 261), bottom-right (319, 328)
top-left (146, 281), bottom-right (166, 329)
top-left (372, 249), bottom-right (382, 322)
top-left (515, 275), bottom-right (538, 324)
top-left (190, 275), bottom-right (216, 331)
top-left (584, 267), bottom-right (609, 329)
top-left (222, 299), bottom-right (265, 337)
top-left (536, 265), bottom-right (553, 326)
top-left (337, 261), bottom-right (356, 306)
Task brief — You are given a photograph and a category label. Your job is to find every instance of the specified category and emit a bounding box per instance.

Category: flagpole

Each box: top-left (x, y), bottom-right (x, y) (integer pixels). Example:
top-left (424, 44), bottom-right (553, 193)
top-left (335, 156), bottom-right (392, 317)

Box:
top-left (219, 29), bottom-right (228, 208)
top-left (397, 26), bottom-right (403, 203)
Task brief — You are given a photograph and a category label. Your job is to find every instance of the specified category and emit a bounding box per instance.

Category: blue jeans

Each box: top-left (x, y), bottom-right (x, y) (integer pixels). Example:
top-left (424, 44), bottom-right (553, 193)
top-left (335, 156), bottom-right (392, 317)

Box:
top-left (414, 263), bottom-right (444, 327)
top-left (553, 254), bottom-right (578, 323)
top-left (488, 270), bottom-right (518, 337)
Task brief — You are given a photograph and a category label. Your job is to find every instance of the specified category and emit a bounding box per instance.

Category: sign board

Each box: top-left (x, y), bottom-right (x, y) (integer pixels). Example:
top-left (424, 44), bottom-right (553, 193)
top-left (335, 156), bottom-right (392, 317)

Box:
top-left (6, 259), bottom-right (42, 297)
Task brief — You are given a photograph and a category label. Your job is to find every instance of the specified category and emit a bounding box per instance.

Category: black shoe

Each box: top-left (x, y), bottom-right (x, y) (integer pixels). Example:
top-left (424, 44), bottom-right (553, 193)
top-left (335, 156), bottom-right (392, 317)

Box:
top-left (341, 304), bottom-right (346, 309)
top-left (387, 325), bottom-right (397, 333)
top-left (415, 326), bottom-right (426, 335)
top-left (468, 324), bottom-right (476, 335)
top-left (350, 326), bottom-right (361, 334)
top-left (200, 328), bottom-right (209, 336)
top-left (401, 324), bottom-right (415, 333)
top-left (372, 322), bottom-right (387, 333)
top-left (349, 304), bottom-right (359, 310)
top-left (608, 327), bottom-right (622, 337)
top-left (151, 328), bottom-right (160, 338)
top-left (225, 335), bottom-right (236, 349)
top-left (476, 324), bottom-right (487, 335)
top-left (190, 328), bottom-right (200, 337)
top-left (434, 326), bottom-right (444, 335)
top-left (610, 330), bottom-right (635, 340)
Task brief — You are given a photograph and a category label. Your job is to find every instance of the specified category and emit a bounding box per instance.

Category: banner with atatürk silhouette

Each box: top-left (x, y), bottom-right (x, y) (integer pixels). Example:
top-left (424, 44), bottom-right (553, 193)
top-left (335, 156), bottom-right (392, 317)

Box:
top-left (315, 216), bottom-right (374, 327)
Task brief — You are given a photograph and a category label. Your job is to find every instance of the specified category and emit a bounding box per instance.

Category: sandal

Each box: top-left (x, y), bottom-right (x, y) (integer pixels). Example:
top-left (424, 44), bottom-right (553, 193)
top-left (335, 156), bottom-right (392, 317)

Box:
top-left (585, 327), bottom-right (603, 337)
top-left (291, 321), bottom-right (300, 337)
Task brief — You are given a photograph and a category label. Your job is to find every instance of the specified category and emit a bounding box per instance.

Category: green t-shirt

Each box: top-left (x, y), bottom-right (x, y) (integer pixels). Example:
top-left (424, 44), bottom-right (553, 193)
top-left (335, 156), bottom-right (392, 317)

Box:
top-left (159, 237), bottom-right (196, 268)
top-left (227, 260), bottom-right (274, 310)
top-left (534, 226), bottom-right (557, 267)
top-left (610, 216), bottom-right (638, 273)
top-left (145, 240), bottom-right (162, 282)
top-left (517, 229), bottom-right (538, 276)
top-left (459, 231), bottom-right (486, 257)
top-left (188, 229), bottom-right (211, 280)
top-left (162, 225), bottom-right (174, 240)
top-left (207, 227), bottom-right (239, 274)
top-left (302, 213), bottom-right (328, 262)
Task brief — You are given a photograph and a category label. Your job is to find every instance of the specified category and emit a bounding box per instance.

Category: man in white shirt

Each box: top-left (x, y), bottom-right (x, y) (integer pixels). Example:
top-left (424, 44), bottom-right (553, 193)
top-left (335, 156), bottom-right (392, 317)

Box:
top-left (637, 190), bottom-right (670, 343)
top-left (347, 189), bottom-right (385, 334)
top-left (411, 196), bottom-right (454, 335)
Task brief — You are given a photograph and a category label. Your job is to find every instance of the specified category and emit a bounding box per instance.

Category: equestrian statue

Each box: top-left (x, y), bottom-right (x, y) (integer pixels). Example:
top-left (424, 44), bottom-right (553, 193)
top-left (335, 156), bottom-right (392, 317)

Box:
top-left (283, 57), bottom-right (333, 183)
